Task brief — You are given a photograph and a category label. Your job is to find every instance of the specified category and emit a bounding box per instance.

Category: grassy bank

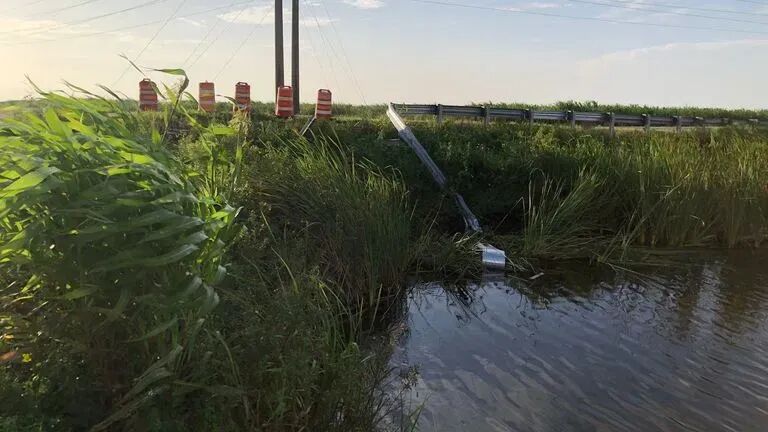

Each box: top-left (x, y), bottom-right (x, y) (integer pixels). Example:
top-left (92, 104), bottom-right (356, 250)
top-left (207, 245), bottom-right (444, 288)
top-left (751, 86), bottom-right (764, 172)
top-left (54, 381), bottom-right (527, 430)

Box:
top-left (319, 119), bottom-right (768, 261)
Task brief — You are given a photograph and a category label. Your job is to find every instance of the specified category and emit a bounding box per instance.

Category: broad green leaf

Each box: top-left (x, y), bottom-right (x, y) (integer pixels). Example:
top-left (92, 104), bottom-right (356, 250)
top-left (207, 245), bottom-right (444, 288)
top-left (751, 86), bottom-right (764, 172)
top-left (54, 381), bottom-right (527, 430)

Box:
top-left (0, 166), bottom-right (60, 198)
top-left (129, 318), bottom-right (178, 342)
top-left (139, 244), bottom-right (199, 267)
top-left (43, 107), bottom-right (72, 138)
top-left (60, 286), bottom-right (98, 300)
top-left (210, 126), bottom-right (235, 136)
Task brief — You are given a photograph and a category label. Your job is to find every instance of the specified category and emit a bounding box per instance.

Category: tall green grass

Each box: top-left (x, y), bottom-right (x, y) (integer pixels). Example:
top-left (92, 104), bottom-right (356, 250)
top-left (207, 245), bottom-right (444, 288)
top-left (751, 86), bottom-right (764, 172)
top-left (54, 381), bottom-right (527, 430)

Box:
top-left (244, 135), bottom-right (415, 324)
top-left (0, 76), bottom-right (415, 430)
top-left (0, 78), bottom-right (243, 429)
top-left (323, 120), bottom-right (768, 259)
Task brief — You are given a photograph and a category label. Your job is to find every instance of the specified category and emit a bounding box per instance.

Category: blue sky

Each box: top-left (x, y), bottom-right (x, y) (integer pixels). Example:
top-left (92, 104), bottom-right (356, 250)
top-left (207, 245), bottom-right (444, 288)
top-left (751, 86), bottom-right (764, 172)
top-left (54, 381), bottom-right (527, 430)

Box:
top-left (1, 0), bottom-right (767, 108)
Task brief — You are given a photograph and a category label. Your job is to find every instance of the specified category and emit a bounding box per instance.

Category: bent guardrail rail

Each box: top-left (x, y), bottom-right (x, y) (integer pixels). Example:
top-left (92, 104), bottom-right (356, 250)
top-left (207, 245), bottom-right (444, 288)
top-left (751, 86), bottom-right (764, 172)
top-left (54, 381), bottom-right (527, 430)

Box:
top-left (386, 103), bottom-right (505, 270)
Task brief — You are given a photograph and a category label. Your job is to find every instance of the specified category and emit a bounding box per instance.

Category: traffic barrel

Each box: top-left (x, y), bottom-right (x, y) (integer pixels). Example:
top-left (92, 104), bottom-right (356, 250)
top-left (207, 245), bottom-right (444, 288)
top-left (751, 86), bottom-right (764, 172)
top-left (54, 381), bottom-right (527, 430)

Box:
top-left (234, 82), bottom-right (251, 112)
top-left (199, 82), bottom-right (215, 113)
top-left (275, 86), bottom-right (294, 118)
top-left (315, 89), bottom-right (332, 119)
top-left (139, 79), bottom-right (158, 112)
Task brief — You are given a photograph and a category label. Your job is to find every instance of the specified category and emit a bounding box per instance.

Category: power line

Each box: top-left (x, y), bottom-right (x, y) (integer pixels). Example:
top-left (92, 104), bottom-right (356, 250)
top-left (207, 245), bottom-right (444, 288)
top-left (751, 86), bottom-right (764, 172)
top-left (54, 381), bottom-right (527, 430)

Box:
top-left (182, 0), bottom-right (259, 67)
top-left (187, 2), bottom-right (259, 70)
top-left (566, 0), bottom-right (768, 27)
top-left (604, 0), bottom-right (768, 18)
top-left (36, 0), bottom-right (107, 17)
top-left (731, 0), bottom-right (768, 5)
top-left (213, 4), bottom-right (274, 81)
top-left (113, 0), bottom-right (190, 86)
top-left (317, 0), bottom-right (367, 103)
top-left (303, 0), bottom-right (344, 93)
top-left (404, 0), bottom-right (768, 36)
top-left (300, 0), bottom-right (335, 90)
top-left (0, 0), bottom-right (170, 38)
top-left (0, 0), bottom-right (46, 14)
top-left (2, 0), bottom-right (256, 46)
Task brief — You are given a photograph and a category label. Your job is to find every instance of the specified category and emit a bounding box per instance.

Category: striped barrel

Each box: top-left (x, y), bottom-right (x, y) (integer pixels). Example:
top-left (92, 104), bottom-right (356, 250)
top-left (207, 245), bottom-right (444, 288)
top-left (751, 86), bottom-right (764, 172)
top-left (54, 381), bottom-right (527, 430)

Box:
top-left (275, 86), bottom-right (294, 118)
top-left (139, 79), bottom-right (158, 112)
top-left (199, 82), bottom-right (215, 113)
top-left (315, 89), bottom-right (332, 119)
top-left (234, 82), bottom-right (251, 112)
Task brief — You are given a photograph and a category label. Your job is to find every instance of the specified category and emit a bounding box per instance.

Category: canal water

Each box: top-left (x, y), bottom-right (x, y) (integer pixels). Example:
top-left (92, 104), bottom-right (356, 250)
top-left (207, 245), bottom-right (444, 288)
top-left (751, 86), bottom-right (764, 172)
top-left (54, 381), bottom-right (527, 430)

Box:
top-left (392, 252), bottom-right (768, 431)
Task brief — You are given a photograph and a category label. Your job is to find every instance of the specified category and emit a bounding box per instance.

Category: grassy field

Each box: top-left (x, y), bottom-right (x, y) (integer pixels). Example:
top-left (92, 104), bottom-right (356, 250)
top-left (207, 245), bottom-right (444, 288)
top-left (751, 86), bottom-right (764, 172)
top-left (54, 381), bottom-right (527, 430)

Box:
top-left (2, 85), bottom-right (768, 430)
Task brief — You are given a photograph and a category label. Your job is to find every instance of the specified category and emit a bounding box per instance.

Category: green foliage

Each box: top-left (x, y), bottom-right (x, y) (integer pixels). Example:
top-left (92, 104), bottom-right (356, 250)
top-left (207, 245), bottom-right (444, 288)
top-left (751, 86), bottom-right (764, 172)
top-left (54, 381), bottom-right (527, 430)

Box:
top-left (0, 78), bottom-right (241, 430)
top-left (0, 78), bottom-right (425, 431)
top-left (314, 119), bottom-right (768, 259)
top-left (244, 135), bottom-right (415, 324)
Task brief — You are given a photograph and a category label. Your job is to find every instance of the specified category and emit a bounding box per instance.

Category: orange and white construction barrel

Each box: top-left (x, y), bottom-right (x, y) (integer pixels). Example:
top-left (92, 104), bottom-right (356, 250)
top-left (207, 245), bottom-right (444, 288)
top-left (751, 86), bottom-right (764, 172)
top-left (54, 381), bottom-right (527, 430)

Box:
top-left (315, 89), bottom-right (332, 119)
top-left (275, 86), bottom-right (294, 118)
top-left (234, 82), bottom-right (251, 112)
top-left (139, 79), bottom-right (158, 112)
top-left (199, 82), bottom-right (215, 113)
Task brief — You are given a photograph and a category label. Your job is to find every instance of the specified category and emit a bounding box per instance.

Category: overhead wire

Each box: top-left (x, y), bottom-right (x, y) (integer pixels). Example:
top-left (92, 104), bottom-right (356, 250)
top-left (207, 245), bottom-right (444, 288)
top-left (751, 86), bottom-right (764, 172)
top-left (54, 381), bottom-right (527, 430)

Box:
top-left (0, 0), bottom-right (171, 38)
top-left (564, 0), bottom-right (768, 27)
top-left (317, 0), bottom-right (367, 103)
top-left (0, 0), bottom-right (46, 14)
top-left (730, 0), bottom-right (768, 5)
top-left (113, 0), bottom-right (190, 86)
top-left (404, 0), bottom-right (768, 36)
top-left (187, 1), bottom-right (259, 70)
top-left (213, 3), bottom-right (274, 81)
top-left (2, 0), bottom-right (256, 46)
top-left (603, 0), bottom-right (768, 18)
top-left (303, 0), bottom-right (344, 93)
top-left (36, 0), bottom-right (107, 17)
top-left (182, 0), bottom-right (260, 67)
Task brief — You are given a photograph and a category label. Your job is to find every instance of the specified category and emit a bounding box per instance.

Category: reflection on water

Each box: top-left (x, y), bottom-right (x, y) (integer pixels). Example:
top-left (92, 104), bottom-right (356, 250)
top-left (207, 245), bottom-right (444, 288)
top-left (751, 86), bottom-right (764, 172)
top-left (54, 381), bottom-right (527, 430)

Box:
top-left (394, 252), bottom-right (768, 431)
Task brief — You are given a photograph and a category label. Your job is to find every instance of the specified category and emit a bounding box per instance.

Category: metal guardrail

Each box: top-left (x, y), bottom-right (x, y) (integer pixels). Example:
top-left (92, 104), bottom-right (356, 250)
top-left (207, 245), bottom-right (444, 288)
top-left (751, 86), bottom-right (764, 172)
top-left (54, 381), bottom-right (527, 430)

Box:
top-left (385, 103), bottom-right (505, 270)
top-left (391, 103), bottom-right (761, 135)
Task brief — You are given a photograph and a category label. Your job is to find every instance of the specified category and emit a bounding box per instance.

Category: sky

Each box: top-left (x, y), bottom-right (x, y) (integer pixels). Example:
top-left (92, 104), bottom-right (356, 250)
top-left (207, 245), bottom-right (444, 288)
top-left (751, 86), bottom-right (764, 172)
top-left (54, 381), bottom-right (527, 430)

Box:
top-left (1, 0), bottom-right (767, 108)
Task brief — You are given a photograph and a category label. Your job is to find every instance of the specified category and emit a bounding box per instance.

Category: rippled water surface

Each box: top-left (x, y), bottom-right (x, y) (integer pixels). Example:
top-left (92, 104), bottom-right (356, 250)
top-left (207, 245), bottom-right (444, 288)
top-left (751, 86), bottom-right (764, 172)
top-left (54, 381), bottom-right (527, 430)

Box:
top-left (394, 253), bottom-right (768, 431)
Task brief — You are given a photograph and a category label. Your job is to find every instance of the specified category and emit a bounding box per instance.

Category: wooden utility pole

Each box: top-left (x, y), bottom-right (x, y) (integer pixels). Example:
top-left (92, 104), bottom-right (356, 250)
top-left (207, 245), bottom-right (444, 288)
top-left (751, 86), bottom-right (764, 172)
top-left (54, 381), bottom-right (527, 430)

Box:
top-left (275, 0), bottom-right (284, 90)
top-left (291, 0), bottom-right (300, 114)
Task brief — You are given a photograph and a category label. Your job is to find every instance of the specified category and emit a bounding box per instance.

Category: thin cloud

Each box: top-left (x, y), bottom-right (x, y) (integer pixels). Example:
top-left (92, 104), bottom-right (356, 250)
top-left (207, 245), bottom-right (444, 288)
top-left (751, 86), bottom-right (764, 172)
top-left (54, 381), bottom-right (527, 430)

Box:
top-left (177, 17), bottom-right (204, 28)
top-left (218, 5), bottom-right (335, 27)
top-left (0, 17), bottom-right (134, 43)
top-left (578, 39), bottom-right (768, 72)
top-left (596, 0), bottom-right (687, 24)
top-left (217, 5), bottom-right (274, 25)
top-left (343, 0), bottom-right (385, 9)
top-left (502, 1), bottom-right (567, 12)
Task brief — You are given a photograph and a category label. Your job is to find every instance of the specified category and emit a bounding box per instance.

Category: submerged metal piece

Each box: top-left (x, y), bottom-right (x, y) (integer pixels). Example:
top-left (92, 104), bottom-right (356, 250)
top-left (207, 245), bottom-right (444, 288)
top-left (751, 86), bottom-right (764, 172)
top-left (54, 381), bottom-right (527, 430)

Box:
top-left (387, 103), bottom-right (505, 270)
top-left (479, 243), bottom-right (506, 271)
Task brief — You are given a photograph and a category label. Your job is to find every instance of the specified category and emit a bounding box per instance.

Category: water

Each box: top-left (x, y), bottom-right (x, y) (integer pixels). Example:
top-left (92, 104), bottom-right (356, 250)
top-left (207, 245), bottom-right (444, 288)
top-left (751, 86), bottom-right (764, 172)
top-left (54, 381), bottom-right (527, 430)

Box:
top-left (393, 252), bottom-right (768, 431)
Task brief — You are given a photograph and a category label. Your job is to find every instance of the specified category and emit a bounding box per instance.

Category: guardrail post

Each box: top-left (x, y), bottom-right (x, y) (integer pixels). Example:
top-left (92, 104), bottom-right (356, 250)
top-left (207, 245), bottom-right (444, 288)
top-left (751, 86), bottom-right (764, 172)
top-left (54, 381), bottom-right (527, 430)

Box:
top-left (437, 104), bottom-right (444, 125)
top-left (484, 105), bottom-right (491, 126)
top-left (568, 110), bottom-right (576, 128)
top-left (608, 112), bottom-right (616, 139)
top-left (673, 116), bottom-right (682, 133)
top-left (643, 114), bottom-right (651, 133)
top-left (524, 109), bottom-right (533, 126)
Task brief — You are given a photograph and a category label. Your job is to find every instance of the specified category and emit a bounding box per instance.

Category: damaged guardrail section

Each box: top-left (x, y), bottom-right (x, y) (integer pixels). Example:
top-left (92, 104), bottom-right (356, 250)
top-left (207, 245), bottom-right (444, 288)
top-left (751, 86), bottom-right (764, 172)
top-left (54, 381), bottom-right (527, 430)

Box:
top-left (386, 103), bottom-right (506, 270)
